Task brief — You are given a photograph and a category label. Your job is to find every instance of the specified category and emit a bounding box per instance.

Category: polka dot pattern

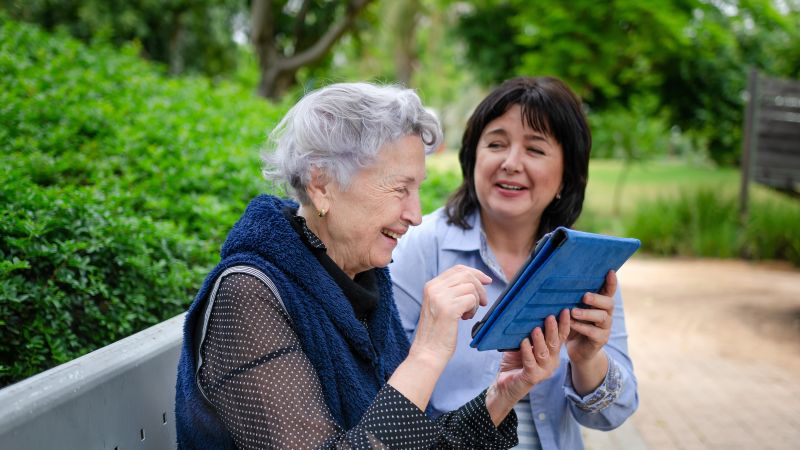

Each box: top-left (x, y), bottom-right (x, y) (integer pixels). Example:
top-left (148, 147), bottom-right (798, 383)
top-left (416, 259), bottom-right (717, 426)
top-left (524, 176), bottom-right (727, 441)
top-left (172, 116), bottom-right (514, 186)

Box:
top-left (198, 272), bottom-right (519, 449)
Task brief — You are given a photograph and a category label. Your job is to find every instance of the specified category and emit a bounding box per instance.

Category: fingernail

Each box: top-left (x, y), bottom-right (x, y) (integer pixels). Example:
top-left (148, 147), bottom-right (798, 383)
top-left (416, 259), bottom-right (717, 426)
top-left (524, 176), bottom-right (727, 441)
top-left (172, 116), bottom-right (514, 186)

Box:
top-left (573, 309), bottom-right (582, 317)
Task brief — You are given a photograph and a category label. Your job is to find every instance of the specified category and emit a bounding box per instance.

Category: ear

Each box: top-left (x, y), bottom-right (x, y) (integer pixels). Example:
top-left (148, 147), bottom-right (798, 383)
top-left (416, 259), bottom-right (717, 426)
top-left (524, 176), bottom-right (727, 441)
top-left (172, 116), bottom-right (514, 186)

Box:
top-left (305, 166), bottom-right (332, 213)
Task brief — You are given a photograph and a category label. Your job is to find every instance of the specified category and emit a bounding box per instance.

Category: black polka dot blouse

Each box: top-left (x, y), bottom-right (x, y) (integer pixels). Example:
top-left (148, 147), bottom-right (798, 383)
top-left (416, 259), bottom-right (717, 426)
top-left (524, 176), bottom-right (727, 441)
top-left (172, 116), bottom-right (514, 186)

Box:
top-left (197, 271), bottom-right (519, 449)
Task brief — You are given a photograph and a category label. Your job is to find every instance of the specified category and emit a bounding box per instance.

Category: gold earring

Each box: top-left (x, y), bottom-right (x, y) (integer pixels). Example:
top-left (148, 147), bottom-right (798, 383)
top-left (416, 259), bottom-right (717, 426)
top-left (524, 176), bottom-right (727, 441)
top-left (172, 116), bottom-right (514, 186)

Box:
top-left (317, 208), bottom-right (327, 218)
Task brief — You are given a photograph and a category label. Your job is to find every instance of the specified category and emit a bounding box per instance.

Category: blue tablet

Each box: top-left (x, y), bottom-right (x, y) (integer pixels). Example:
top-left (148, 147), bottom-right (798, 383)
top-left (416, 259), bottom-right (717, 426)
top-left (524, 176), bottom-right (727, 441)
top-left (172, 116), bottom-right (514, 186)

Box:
top-left (470, 227), bottom-right (640, 352)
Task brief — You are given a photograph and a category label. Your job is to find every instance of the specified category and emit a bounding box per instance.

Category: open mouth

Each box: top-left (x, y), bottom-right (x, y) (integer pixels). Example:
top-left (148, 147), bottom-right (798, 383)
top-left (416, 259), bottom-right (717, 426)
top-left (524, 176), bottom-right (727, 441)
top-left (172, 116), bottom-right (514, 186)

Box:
top-left (381, 229), bottom-right (402, 240)
top-left (497, 183), bottom-right (526, 191)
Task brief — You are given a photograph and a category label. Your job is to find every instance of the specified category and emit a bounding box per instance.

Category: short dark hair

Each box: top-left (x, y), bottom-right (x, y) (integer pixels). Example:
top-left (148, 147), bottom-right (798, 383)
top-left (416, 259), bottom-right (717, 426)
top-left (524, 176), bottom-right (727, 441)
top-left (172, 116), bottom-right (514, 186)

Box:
top-left (445, 76), bottom-right (591, 242)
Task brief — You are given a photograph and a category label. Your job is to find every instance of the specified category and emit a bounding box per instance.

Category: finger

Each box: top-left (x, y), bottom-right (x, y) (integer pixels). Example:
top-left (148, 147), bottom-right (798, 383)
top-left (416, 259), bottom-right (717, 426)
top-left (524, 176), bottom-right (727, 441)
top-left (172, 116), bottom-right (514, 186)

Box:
top-left (571, 307), bottom-right (609, 328)
top-left (445, 265), bottom-right (492, 285)
top-left (599, 270), bottom-right (618, 297)
top-left (519, 335), bottom-right (536, 369)
top-left (544, 315), bottom-right (560, 350)
top-left (452, 293), bottom-right (479, 317)
top-left (582, 292), bottom-right (614, 313)
top-left (530, 327), bottom-right (549, 363)
top-left (570, 320), bottom-right (605, 343)
top-left (558, 309), bottom-right (571, 342)
top-left (451, 270), bottom-right (490, 307)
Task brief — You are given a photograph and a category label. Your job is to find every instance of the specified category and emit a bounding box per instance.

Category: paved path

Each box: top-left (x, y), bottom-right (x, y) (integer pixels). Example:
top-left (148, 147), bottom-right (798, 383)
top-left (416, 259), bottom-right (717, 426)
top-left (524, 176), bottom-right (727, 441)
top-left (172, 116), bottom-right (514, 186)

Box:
top-left (582, 257), bottom-right (800, 450)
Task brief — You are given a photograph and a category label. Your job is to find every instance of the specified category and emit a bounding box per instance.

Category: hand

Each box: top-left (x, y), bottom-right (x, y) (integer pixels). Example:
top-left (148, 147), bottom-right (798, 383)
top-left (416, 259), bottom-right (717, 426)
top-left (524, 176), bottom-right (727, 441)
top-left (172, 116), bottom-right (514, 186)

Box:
top-left (492, 309), bottom-right (571, 404)
top-left (408, 265), bottom-right (492, 368)
top-left (567, 270), bottom-right (617, 366)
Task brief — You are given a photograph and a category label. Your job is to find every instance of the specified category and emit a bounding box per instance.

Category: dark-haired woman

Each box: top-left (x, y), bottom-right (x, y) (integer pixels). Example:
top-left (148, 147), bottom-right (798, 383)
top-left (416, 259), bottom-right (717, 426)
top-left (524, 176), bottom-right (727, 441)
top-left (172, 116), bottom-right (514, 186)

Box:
top-left (390, 77), bottom-right (638, 450)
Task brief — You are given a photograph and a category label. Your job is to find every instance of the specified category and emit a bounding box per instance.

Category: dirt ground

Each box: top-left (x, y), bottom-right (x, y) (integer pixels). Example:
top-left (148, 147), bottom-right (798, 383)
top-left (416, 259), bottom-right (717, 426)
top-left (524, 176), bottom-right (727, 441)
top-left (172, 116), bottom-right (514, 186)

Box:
top-left (592, 256), bottom-right (800, 449)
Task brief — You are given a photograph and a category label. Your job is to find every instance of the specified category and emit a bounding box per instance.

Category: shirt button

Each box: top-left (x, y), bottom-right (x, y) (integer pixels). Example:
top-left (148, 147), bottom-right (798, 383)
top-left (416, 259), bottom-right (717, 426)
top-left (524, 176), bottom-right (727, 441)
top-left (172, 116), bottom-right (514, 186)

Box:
top-left (538, 412), bottom-right (547, 421)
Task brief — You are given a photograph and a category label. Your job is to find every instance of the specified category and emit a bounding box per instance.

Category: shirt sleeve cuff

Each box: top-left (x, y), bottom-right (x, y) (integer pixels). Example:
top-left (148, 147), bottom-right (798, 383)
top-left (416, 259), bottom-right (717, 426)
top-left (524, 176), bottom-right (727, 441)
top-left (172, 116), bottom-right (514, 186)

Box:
top-left (462, 388), bottom-right (519, 448)
top-left (356, 384), bottom-right (442, 448)
top-left (564, 354), bottom-right (623, 413)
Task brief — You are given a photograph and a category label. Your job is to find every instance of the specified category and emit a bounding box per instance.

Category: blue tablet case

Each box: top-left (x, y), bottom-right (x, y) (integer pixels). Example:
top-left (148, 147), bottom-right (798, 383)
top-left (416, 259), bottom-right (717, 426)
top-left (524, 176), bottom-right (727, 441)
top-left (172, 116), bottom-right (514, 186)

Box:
top-left (469, 227), bottom-right (640, 352)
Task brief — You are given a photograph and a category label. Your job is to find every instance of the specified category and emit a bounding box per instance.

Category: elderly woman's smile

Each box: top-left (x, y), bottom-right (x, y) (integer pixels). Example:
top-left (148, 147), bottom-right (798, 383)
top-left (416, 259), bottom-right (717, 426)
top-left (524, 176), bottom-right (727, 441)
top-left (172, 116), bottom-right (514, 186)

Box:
top-left (302, 134), bottom-right (426, 279)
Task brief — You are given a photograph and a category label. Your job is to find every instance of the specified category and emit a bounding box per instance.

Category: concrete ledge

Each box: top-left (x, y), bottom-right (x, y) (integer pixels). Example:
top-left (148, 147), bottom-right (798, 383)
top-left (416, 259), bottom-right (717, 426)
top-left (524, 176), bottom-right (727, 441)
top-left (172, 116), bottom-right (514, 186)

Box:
top-left (0, 313), bottom-right (185, 449)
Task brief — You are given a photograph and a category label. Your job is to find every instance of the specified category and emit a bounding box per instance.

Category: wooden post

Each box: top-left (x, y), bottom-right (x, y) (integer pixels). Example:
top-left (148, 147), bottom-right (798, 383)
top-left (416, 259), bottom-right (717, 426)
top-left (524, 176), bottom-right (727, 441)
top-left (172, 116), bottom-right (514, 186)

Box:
top-left (739, 68), bottom-right (759, 228)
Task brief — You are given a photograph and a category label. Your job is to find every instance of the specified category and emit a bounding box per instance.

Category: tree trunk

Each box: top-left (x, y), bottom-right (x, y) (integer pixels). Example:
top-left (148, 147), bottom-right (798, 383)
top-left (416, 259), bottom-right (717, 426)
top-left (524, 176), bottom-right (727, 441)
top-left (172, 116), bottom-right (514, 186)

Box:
top-left (251, 0), bottom-right (373, 100)
top-left (391, 0), bottom-right (420, 86)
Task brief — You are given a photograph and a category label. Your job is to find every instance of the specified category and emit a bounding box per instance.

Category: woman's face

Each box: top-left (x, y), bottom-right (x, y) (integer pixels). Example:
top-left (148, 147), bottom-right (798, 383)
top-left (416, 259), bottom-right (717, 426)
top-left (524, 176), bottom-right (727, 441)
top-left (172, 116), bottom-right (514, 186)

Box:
top-left (323, 134), bottom-right (426, 277)
top-left (473, 104), bottom-right (564, 230)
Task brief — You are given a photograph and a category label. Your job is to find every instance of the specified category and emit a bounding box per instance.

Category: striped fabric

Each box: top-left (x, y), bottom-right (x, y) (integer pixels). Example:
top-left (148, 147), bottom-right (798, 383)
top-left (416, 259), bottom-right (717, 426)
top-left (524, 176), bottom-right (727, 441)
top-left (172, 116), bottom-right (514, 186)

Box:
top-left (511, 395), bottom-right (542, 450)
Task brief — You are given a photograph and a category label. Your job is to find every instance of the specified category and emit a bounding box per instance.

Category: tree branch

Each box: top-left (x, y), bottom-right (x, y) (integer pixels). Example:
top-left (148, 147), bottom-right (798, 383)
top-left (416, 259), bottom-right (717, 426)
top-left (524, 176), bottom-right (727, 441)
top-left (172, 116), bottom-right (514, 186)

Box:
top-left (278, 0), bottom-right (373, 71)
top-left (293, 0), bottom-right (312, 44)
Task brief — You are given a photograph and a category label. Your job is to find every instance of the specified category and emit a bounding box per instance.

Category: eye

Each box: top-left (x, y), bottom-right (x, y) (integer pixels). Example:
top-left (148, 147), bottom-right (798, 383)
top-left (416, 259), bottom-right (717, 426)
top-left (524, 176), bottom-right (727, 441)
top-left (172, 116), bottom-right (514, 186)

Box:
top-left (527, 147), bottom-right (545, 155)
top-left (486, 141), bottom-right (506, 150)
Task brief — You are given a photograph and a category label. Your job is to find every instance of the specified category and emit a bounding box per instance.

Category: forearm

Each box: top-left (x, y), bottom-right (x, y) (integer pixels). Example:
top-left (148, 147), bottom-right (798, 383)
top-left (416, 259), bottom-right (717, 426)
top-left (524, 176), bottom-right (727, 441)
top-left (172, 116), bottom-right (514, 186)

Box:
top-left (387, 346), bottom-right (448, 412)
top-left (570, 349), bottom-right (609, 395)
top-left (484, 383), bottom-right (517, 427)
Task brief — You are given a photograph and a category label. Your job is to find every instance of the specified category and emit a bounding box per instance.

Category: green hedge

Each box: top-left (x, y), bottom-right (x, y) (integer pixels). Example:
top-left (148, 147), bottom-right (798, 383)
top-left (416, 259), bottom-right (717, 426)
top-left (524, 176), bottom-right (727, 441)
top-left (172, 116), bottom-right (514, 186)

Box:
top-left (0, 17), bottom-right (286, 385)
top-left (626, 187), bottom-right (800, 266)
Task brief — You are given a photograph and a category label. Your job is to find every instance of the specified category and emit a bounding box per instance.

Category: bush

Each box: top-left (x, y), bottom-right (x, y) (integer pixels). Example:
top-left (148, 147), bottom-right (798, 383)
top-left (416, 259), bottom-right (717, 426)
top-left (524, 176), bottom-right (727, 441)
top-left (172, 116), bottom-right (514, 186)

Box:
top-left (420, 164), bottom-right (463, 215)
top-left (627, 187), bottom-right (800, 266)
top-left (0, 17), bottom-right (286, 385)
top-left (0, 176), bottom-right (202, 383)
top-left (743, 197), bottom-right (800, 264)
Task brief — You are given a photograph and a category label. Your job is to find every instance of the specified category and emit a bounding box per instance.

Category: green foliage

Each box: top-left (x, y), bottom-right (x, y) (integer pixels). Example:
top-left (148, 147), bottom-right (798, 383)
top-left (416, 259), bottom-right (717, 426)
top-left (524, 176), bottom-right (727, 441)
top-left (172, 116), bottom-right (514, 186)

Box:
top-left (451, 0), bottom-right (800, 165)
top-left (0, 0), bottom-right (244, 76)
top-left (0, 176), bottom-right (200, 383)
top-left (0, 17), bottom-right (286, 385)
top-left (627, 188), bottom-right (800, 266)
top-left (626, 188), bottom-right (741, 258)
top-left (419, 161), bottom-right (463, 215)
top-left (743, 197), bottom-right (800, 264)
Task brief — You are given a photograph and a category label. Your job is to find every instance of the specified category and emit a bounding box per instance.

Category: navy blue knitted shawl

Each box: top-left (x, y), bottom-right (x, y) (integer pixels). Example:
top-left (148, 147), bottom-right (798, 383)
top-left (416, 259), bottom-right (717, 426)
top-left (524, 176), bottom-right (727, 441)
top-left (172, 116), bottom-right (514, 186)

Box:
top-left (175, 195), bottom-right (411, 449)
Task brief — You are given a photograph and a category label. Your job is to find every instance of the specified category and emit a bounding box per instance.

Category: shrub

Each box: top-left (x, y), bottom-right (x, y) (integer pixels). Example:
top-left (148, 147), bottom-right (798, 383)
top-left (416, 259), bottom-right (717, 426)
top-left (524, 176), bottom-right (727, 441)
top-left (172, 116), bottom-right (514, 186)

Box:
top-left (743, 197), bottom-right (800, 264)
top-left (0, 17), bottom-right (286, 385)
top-left (0, 175), bottom-right (203, 384)
top-left (627, 187), bottom-right (800, 266)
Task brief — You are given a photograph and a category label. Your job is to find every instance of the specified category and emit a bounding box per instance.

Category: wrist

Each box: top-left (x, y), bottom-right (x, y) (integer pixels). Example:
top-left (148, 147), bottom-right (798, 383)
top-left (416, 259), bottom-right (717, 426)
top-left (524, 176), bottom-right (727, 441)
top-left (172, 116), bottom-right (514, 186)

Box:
top-left (485, 382), bottom-right (517, 427)
top-left (407, 342), bottom-right (451, 373)
top-left (570, 350), bottom-right (609, 395)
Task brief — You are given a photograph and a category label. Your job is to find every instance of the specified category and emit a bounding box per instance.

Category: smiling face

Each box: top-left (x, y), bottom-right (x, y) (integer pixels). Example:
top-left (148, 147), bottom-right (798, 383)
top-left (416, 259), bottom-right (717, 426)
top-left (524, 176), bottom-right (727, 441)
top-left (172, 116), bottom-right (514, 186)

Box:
top-left (474, 104), bottom-right (564, 233)
top-left (312, 134), bottom-right (426, 278)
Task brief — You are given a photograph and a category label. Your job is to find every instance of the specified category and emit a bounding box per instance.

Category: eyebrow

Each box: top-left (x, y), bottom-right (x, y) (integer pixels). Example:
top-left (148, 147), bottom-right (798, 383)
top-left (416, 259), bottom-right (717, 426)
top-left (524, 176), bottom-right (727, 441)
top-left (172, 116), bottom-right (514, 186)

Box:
top-left (483, 128), bottom-right (550, 142)
top-left (394, 175), bottom-right (421, 183)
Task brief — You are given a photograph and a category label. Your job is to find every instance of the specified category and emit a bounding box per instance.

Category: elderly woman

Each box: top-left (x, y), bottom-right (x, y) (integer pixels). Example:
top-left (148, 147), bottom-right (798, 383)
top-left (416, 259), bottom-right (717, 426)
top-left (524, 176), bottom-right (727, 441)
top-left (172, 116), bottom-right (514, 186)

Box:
top-left (390, 77), bottom-right (638, 449)
top-left (174, 82), bottom-right (571, 449)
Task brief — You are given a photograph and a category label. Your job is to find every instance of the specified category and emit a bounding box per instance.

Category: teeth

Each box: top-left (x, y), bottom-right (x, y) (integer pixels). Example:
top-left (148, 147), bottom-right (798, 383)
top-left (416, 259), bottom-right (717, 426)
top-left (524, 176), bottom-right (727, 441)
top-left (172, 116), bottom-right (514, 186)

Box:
top-left (499, 183), bottom-right (523, 190)
top-left (382, 229), bottom-right (401, 239)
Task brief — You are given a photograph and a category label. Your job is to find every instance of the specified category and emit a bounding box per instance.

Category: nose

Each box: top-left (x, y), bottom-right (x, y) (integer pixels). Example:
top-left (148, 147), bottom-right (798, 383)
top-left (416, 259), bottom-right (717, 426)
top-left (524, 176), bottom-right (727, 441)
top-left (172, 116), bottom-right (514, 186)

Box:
top-left (402, 191), bottom-right (423, 226)
top-left (501, 147), bottom-right (522, 173)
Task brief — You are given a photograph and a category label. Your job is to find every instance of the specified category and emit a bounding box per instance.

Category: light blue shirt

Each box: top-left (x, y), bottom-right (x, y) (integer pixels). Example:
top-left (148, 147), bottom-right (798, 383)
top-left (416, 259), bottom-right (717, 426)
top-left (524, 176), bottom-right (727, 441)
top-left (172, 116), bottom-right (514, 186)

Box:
top-left (389, 208), bottom-right (638, 450)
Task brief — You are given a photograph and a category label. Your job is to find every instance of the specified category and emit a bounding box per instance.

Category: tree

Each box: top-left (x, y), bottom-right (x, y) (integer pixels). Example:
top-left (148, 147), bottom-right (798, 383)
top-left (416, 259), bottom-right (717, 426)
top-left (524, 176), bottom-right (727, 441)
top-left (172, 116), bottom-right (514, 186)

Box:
top-left (0, 0), bottom-right (243, 77)
top-left (451, 0), bottom-right (800, 164)
top-left (249, 0), bottom-right (374, 99)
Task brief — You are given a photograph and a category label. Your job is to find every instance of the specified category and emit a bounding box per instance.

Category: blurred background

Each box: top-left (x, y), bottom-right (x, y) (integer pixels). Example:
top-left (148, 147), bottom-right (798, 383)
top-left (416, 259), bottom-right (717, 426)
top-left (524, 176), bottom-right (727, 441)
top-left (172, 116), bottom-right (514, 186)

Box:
top-left (1, 1), bottom-right (799, 446)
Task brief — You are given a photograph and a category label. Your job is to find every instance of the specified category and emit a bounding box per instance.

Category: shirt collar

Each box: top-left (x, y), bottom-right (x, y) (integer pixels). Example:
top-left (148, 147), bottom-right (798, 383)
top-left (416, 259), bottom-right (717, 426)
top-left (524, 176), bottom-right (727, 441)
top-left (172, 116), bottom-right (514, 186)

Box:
top-left (439, 209), bottom-right (508, 283)
top-left (440, 209), bottom-right (483, 252)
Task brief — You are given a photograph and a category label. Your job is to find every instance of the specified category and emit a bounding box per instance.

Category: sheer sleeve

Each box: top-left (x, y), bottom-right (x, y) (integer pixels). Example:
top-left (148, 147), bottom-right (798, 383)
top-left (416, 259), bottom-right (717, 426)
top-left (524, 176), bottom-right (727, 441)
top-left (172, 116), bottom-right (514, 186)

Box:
top-left (198, 272), bottom-right (517, 449)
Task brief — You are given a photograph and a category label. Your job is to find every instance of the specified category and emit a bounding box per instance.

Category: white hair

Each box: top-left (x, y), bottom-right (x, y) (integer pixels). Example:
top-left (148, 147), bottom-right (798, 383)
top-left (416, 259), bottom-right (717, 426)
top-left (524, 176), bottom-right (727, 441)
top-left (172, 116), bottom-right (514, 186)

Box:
top-left (262, 82), bottom-right (443, 204)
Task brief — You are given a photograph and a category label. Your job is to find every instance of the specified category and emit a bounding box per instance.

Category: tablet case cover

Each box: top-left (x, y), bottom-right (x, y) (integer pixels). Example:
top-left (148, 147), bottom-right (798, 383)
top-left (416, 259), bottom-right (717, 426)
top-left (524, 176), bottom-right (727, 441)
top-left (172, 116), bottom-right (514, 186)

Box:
top-left (469, 227), bottom-right (640, 352)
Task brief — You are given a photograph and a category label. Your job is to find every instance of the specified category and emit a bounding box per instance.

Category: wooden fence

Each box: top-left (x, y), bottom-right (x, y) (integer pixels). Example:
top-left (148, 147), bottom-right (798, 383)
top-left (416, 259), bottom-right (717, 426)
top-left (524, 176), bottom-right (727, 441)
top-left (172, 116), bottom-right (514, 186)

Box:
top-left (739, 70), bottom-right (800, 220)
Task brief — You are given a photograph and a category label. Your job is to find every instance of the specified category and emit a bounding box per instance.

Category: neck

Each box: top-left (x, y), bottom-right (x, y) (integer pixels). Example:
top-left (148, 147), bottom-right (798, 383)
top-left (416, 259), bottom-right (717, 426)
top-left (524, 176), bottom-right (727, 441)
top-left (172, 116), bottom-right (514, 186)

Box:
top-left (479, 210), bottom-right (539, 278)
top-left (297, 204), bottom-right (358, 279)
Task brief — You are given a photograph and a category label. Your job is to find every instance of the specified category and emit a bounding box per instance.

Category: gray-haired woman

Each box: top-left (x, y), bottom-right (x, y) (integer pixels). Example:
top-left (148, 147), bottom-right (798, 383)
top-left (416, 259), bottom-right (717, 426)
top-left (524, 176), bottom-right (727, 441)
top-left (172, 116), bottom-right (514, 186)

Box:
top-left (175, 82), bottom-right (571, 449)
